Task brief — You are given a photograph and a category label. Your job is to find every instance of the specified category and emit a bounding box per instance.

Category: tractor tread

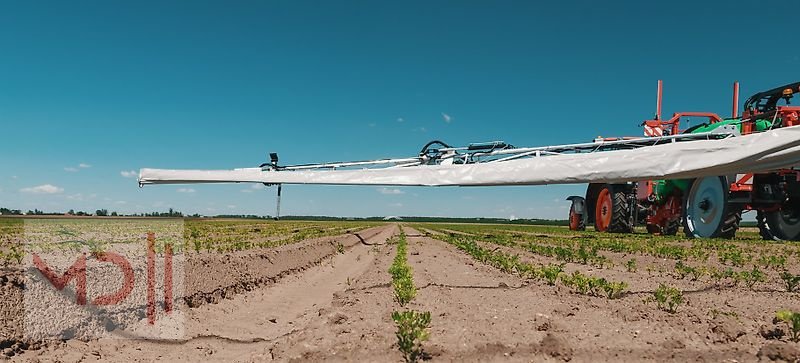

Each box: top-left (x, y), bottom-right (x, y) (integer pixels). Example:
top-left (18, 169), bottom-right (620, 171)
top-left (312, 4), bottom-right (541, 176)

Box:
top-left (608, 188), bottom-right (633, 233)
top-left (717, 210), bottom-right (742, 239)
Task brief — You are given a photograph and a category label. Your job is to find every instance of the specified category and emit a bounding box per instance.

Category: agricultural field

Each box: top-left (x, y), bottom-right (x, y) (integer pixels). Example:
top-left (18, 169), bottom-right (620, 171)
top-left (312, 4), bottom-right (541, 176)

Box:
top-left (2, 218), bottom-right (800, 362)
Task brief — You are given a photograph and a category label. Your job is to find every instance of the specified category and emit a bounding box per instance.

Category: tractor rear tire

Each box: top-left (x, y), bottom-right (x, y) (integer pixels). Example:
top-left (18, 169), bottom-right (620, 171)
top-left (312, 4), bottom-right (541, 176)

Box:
top-left (594, 184), bottom-right (633, 233)
top-left (683, 176), bottom-right (738, 239)
top-left (758, 207), bottom-right (800, 241)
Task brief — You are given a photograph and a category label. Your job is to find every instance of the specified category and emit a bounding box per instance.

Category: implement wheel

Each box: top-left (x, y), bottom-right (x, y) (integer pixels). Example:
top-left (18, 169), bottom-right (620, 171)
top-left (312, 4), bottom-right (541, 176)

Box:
top-left (594, 185), bottom-right (632, 233)
top-left (683, 176), bottom-right (739, 239)
top-left (569, 203), bottom-right (585, 231)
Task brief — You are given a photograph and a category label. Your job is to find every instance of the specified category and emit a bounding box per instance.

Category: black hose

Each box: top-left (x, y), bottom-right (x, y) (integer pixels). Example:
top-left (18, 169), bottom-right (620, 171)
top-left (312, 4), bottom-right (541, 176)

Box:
top-left (418, 140), bottom-right (452, 155)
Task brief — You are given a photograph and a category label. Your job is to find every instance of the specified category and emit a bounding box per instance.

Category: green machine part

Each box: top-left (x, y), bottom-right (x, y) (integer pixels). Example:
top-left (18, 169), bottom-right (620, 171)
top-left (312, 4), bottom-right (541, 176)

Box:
top-left (650, 119), bottom-right (741, 203)
top-left (650, 116), bottom-right (775, 204)
top-left (688, 118), bottom-right (775, 134)
top-left (651, 179), bottom-right (691, 203)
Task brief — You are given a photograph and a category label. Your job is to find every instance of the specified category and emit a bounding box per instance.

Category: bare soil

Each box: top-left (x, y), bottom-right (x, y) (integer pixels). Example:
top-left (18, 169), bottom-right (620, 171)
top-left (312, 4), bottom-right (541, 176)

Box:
top-left (4, 224), bottom-right (800, 362)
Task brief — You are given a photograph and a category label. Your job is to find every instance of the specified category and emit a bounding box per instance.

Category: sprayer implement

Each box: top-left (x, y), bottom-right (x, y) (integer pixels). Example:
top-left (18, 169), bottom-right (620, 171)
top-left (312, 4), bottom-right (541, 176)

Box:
top-left (566, 81), bottom-right (800, 241)
top-left (139, 81), bottom-right (800, 240)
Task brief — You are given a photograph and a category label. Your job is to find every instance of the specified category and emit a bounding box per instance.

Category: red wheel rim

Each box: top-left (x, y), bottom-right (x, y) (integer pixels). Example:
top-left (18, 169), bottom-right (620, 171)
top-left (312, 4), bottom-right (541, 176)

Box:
top-left (595, 188), bottom-right (612, 231)
top-left (569, 207), bottom-right (580, 230)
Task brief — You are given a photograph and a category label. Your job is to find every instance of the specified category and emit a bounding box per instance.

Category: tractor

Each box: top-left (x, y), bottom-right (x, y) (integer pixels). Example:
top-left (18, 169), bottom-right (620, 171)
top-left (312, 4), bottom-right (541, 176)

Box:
top-left (567, 81), bottom-right (800, 240)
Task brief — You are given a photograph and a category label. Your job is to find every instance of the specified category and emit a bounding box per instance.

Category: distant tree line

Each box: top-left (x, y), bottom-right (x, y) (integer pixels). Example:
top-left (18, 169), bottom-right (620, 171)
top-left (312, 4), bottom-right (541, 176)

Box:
top-left (0, 208), bottom-right (23, 215)
top-left (0, 207), bottom-right (183, 218)
top-left (0, 206), bottom-right (576, 225)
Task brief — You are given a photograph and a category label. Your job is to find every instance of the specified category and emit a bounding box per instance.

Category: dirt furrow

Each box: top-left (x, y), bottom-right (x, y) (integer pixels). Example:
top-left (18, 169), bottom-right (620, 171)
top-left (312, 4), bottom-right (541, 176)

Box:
top-left (11, 225), bottom-right (398, 362)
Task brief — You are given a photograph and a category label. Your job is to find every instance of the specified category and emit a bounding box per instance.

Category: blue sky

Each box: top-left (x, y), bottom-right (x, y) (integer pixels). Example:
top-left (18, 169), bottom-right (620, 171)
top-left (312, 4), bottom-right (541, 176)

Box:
top-left (1, 1), bottom-right (798, 218)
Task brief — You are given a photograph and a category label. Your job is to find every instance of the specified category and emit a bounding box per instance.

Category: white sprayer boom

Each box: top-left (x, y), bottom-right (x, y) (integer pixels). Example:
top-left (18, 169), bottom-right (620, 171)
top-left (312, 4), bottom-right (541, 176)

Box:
top-left (139, 125), bottom-right (800, 188)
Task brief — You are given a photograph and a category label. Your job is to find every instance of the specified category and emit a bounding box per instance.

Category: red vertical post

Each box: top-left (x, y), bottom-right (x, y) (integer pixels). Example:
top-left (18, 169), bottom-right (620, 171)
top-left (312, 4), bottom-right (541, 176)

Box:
top-left (164, 242), bottom-right (173, 314)
top-left (656, 80), bottom-right (663, 120)
top-left (732, 81), bottom-right (739, 118)
top-left (146, 232), bottom-right (156, 325)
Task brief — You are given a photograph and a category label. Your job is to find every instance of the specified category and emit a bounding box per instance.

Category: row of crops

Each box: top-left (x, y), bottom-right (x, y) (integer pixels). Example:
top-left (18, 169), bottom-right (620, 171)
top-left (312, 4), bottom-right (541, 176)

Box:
top-left (0, 217), bottom-right (382, 265)
top-left (411, 222), bottom-right (800, 316)
top-left (0, 218), bottom-right (23, 265)
top-left (183, 219), bottom-right (379, 252)
top-left (413, 223), bottom-right (800, 273)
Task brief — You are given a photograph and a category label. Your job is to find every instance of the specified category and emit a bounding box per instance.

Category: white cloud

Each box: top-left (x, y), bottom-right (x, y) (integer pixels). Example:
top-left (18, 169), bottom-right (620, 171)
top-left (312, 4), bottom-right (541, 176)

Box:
top-left (441, 112), bottom-right (453, 123)
top-left (66, 193), bottom-right (84, 201)
top-left (115, 200), bottom-right (127, 205)
top-left (177, 188), bottom-right (196, 193)
top-left (227, 205), bottom-right (237, 209)
top-left (20, 184), bottom-right (64, 194)
top-left (397, 117), bottom-right (404, 123)
top-left (368, 122), bottom-right (376, 127)
top-left (66, 193), bottom-right (97, 201)
top-left (120, 170), bottom-right (138, 178)
top-left (412, 127), bottom-right (427, 133)
top-left (64, 163), bottom-right (90, 172)
top-left (377, 187), bottom-right (404, 195)
top-left (389, 202), bottom-right (404, 207)
top-left (11, 176), bottom-right (17, 179)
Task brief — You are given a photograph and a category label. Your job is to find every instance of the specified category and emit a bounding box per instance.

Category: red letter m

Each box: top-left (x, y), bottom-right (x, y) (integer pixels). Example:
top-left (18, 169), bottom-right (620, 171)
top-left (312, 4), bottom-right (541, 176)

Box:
top-left (32, 253), bottom-right (87, 305)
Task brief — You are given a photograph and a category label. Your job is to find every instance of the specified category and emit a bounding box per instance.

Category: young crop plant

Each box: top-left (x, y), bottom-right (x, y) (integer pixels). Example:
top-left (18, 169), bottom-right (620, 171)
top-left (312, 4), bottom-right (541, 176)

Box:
top-left (626, 258), bottom-right (637, 273)
top-left (603, 281), bottom-right (628, 299)
top-left (392, 310), bottom-right (431, 363)
top-left (560, 271), bottom-right (626, 299)
top-left (541, 263), bottom-right (565, 286)
top-left (781, 272), bottom-right (800, 292)
top-left (561, 271), bottom-right (591, 294)
top-left (689, 266), bottom-right (707, 282)
top-left (759, 255), bottom-right (788, 271)
top-left (776, 310), bottom-right (800, 342)
top-left (389, 230), bottom-right (416, 306)
top-left (653, 284), bottom-right (683, 313)
top-left (709, 267), bottom-right (736, 287)
top-left (718, 247), bottom-right (750, 267)
top-left (673, 261), bottom-right (693, 280)
top-left (740, 266), bottom-right (766, 290)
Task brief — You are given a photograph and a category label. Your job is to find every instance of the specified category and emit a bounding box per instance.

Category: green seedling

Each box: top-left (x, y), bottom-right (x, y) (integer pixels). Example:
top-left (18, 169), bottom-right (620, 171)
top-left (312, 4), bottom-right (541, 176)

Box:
top-left (781, 272), bottom-right (800, 292)
top-left (392, 310), bottom-right (431, 363)
top-left (625, 258), bottom-right (637, 273)
top-left (776, 310), bottom-right (800, 342)
top-left (603, 281), bottom-right (628, 299)
top-left (654, 284), bottom-right (683, 313)
top-left (740, 267), bottom-right (766, 290)
top-left (541, 263), bottom-right (564, 286)
top-left (389, 231), bottom-right (416, 306)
